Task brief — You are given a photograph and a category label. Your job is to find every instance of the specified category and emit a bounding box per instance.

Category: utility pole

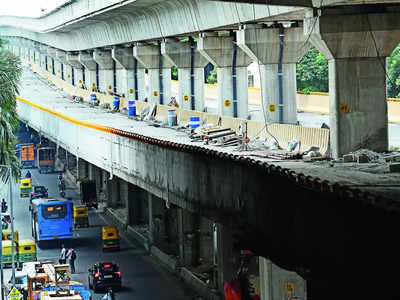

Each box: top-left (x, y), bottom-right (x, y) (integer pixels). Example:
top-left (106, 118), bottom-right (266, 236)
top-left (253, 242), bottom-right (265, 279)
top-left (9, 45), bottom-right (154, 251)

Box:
top-left (0, 165), bottom-right (15, 298)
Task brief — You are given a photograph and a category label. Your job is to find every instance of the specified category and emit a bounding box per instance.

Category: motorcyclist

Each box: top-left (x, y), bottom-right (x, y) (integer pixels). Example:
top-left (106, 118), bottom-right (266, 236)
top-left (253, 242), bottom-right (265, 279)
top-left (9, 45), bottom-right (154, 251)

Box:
top-left (1, 199), bottom-right (7, 213)
top-left (25, 170), bottom-right (31, 178)
top-left (102, 288), bottom-right (115, 300)
top-left (58, 173), bottom-right (63, 182)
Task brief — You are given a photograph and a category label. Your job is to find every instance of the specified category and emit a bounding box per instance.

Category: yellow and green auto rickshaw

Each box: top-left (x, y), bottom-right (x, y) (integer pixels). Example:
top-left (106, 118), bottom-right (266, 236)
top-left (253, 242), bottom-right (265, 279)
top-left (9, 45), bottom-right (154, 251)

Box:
top-left (73, 205), bottom-right (89, 228)
top-left (20, 178), bottom-right (32, 198)
top-left (17, 239), bottom-right (37, 268)
top-left (1, 240), bottom-right (18, 266)
top-left (2, 229), bottom-right (19, 242)
top-left (101, 226), bottom-right (120, 251)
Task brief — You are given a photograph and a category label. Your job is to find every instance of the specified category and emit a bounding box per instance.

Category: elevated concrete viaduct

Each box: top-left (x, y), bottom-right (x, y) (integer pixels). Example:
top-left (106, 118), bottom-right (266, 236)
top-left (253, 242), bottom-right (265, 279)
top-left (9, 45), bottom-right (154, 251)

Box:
top-left (2, 0), bottom-right (400, 298)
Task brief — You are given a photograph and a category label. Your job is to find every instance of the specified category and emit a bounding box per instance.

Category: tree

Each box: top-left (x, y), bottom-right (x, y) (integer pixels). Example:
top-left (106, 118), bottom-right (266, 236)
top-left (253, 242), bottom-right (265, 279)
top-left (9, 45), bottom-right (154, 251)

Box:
top-left (0, 38), bottom-right (22, 181)
top-left (386, 44), bottom-right (400, 98)
top-left (296, 47), bottom-right (328, 93)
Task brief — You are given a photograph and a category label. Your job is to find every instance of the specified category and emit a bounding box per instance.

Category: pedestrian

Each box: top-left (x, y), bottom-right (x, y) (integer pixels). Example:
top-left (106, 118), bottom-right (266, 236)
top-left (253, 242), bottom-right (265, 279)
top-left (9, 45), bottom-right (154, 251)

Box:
top-left (66, 248), bottom-right (76, 273)
top-left (59, 244), bottom-right (66, 264)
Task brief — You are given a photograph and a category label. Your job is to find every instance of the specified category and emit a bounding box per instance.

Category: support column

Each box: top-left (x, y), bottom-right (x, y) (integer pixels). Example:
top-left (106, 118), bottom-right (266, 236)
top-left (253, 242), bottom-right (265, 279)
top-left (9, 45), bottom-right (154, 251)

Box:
top-left (79, 51), bottom-right (97, 91)
top-left (162, 38), bottom-right (208, 111)
top-left (133, 43), bottom-right (173, 104)
top-left (77, 158), bottom-right (88, 181)
top-left (106, 177), bottom-right (119, 208)
top-left (112, 47), bottom-right (141, 99)
top-left (198, 33), bottom-right (252, 118)
top-left (33, 43), bottom-right (41, 66)
top-left (259, 257), bottom-right (306, 300)
top-left (93, 49), bottom-right (115, 94)
top-left (56, 50), bottom-right (73, 84)
top-left (178, 208), bottom-right (199, 267)
top-left (237, 25), bottom-right (311, 124)
top-left (47, 48), bottom-right (60, 78)
top-left (66, 53), bottom-right (84, 87)
top-left (216, 223), bottom-right (235, 294)
top-left (306, 8), bottom-right (400, 157)
top-left (148, 193), bottom-right (165, 245)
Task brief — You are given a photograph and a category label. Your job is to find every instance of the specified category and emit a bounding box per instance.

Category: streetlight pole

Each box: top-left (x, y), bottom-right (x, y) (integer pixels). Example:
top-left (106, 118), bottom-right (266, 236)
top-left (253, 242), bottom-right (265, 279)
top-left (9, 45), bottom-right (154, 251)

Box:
top-left (0, 164), bottom-right (15, 297)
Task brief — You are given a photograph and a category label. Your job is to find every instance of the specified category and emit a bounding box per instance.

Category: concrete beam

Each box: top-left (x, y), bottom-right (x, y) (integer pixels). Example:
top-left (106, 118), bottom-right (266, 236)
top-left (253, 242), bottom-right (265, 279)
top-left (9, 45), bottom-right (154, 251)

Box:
top-left (237, 25), bottom-right (311, 124)
top-left (162, 38), bottom-right (208, 111)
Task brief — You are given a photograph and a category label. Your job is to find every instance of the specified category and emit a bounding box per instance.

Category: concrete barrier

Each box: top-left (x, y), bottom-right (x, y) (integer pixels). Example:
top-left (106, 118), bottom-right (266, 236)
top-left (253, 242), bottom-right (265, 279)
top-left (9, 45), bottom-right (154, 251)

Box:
top-left (150, 245), bottom-right (178, 273)
top-left (180, 267), bottom-right (222, 300)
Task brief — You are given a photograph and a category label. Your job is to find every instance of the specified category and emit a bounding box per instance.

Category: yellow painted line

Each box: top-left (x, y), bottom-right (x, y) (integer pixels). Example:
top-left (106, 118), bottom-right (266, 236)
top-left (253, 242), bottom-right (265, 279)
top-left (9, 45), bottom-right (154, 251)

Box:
top-left (16, 96), bottom-right (113, 134)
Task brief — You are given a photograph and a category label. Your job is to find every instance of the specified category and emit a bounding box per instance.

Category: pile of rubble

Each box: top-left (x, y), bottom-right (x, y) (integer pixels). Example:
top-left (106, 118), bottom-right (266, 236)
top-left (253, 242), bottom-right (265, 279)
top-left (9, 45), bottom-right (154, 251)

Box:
top-left (341, 149), bottom-right (400, 172)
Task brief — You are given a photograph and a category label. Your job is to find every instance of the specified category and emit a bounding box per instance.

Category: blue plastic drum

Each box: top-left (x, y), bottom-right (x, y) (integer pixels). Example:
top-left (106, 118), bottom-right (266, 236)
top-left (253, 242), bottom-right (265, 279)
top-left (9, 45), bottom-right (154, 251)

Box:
top-left (113, 96), bottom-right (120, 110)
top-left (128, 100), bottom-right (136, 116)
top-left (90, 94), bottom-right (96, 105)
top-left (189, 116), bottom-right (200, 129)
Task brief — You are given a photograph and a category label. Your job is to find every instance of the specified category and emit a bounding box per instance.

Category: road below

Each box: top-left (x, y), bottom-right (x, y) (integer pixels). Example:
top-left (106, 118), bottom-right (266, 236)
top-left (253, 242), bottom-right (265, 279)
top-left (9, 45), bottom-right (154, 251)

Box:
top-left (2, 169), bottom-right (197, 300)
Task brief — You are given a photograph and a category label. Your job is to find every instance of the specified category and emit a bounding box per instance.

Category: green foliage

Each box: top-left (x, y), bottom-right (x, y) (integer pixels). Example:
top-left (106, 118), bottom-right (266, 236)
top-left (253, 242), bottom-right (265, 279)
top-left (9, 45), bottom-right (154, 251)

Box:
top-left (0, 38), bottom-right (22, 181)
top-left (387, 44), bottom-right (400, 98)
top-left (296, 47), bottom-right (328, 93)
top-left (171, 66), bottom-right (178, 80)
top-left (207, 67), bottom-right (217, 84)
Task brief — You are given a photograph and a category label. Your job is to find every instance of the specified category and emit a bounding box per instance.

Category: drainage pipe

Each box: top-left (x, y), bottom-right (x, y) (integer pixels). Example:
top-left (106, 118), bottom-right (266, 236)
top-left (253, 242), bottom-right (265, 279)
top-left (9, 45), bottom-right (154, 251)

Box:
top-left (190, 37), bottom-right (195, 111)
top-left (134, 58), bottom-right (139, 100)
top-left (232, 34), bottom-right (238, 118)
top-left (278, 26), bottom-right (284, 123)
top-left (158, 41), bottom-right (164, 105)
top-left (113, 60), bottom-right (117, 93)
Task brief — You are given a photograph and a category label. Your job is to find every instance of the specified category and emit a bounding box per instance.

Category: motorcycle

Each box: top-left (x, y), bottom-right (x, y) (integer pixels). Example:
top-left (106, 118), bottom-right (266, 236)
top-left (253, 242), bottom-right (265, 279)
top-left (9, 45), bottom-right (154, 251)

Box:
top-left (102, 288), bottom-right (115, 300)
top-left (58, 179), bottom-right (66, 198)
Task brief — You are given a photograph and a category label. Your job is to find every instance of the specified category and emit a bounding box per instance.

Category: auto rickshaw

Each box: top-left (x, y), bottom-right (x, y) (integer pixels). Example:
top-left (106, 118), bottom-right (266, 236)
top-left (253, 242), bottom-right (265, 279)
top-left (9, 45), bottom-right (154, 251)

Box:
top-left (2, 229), bottom-right (19, 241)
top-left (73, 205), bottom-right (89, 228)
top-left (101, 226), bottom-right (120, 251)
top-left (1, 240), bottom-right (18, 266)
top-left (20, 178), bottom-right (32, 198)
top-left (18, 239), bottom-right (37, 268)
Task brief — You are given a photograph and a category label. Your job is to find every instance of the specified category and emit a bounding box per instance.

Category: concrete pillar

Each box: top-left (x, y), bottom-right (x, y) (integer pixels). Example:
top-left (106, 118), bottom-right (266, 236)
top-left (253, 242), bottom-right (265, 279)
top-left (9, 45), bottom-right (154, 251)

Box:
top-left (198, 34), bottom-right (252, 118)
top-left (77, 158), bottom-right (88, 180)
top-left (216, 223), bottom-right (235, 294)
top-left (112, 47), bottom-right (137, 99)
top-left (106, 177), bottom-right (119, 208)
top-left (237, 25), bottom-right (311, 124)
top-left (66, 53), bottom-right (84, 87)
top-left (178, 208), bottom-right (199, 267)
top-left (78, 52), bottom-right (97, 91)
top-left (148, 193), bottom-right (165, 245)
top-left (306, 9), bottom-right (400, 158)
top-left (93, 49), bottom-right (115, 94)
top-left (39, 45), bottom-right (48, 70)
top-left (259, 257), bottom-right (306, 300)
top-left (56, 50), bottom-right (73, 84)
top-left (162, 38), bottom-right (209, 111)
top-left (33, 44), bottom-right (41, 66)
top-left (133, 43), bottom-right (173, 104)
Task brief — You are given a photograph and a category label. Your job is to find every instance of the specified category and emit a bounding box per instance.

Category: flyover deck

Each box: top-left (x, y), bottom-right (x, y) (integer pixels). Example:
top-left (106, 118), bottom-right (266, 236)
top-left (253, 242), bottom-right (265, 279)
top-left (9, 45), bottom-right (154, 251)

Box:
top-left (19, 67), bottom-right (400, 210)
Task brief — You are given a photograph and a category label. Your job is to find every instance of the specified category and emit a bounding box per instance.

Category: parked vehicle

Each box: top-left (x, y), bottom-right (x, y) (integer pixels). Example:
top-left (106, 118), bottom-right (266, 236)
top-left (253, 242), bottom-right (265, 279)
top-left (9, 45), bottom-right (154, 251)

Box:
top-left (37, 147), bottom-right (55, 173)
top-left (73, 205), bottom-right (89, 228)
top-left (16, 143), bottom-right (35, 168)
top-left (80, 179), bottom-right (98, 209)
top-left (101, 226), bottom-right (119, 251)
top-left (20, 178), bottom-right (32, 198)
top-left (30, 185), bottom-right (48, 201)
top-left (18, 239), bottom-right (37, 268)
top-left (88, 262), bottom-right (121, 293)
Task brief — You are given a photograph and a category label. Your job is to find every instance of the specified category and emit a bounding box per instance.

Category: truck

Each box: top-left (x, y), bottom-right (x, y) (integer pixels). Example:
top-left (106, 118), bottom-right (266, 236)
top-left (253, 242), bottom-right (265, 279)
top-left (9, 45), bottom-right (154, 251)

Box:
top-left (80, 179), bottom-right (98, 209)
top-left (23, 261), bottom-right (91, 300)
top-left (16, 143), bottom-right (35, 168)
top-left (37, 147), bottom-right (55, 173)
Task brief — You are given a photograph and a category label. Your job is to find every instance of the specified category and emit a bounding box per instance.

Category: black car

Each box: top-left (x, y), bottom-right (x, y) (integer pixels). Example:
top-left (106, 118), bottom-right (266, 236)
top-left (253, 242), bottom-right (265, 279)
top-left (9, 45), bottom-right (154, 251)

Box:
top-left (30, 185), bottom-right (48, 201)
top-left (88, 262), bottom-right (121, 293)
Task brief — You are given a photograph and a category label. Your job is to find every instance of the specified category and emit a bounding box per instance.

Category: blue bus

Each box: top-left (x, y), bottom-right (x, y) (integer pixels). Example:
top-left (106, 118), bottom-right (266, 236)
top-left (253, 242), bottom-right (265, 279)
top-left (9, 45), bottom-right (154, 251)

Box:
top-left (30, 199), bottom-right (73, 242)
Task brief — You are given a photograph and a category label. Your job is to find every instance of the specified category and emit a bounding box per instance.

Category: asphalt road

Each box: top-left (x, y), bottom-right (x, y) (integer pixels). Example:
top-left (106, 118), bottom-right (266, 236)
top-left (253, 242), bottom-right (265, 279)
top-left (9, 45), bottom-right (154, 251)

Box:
top-left (2, 169), bottom-right (197, 300)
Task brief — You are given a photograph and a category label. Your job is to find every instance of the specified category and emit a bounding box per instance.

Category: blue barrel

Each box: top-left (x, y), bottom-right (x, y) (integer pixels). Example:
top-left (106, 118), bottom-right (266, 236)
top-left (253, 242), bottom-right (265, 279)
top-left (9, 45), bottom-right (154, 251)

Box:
top-left (128, 100), bottom-right (136, 117)
top-left (90, 94), bottom-right (96, 104)
top-left (189, 116), bottom-right (200, 129)
top-left (113, 96), bottom-right (120, 110)
top-left (167, 110), bottom-right (177, 126)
